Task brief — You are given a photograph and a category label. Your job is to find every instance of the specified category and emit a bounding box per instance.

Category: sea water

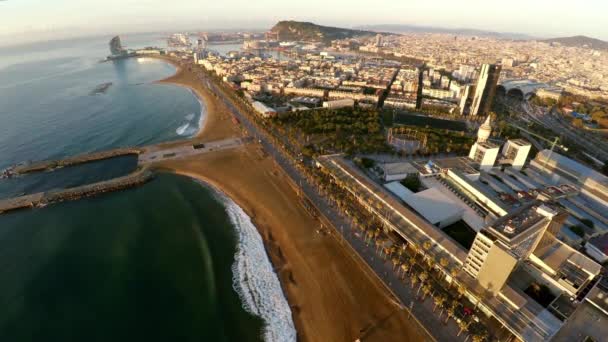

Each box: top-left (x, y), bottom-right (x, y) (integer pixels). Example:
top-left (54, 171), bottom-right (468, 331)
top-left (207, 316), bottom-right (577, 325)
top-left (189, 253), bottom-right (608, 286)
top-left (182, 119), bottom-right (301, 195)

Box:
top-left (0, 34), bottom-right (295, 341)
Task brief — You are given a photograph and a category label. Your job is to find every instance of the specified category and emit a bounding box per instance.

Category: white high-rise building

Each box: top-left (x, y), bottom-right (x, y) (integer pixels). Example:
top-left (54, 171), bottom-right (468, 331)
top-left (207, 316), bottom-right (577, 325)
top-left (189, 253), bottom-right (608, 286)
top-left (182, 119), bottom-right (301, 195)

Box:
top-left (501, 139), bottom-right (532, 170)
top-left (469, 116), bottom-right (498, 171)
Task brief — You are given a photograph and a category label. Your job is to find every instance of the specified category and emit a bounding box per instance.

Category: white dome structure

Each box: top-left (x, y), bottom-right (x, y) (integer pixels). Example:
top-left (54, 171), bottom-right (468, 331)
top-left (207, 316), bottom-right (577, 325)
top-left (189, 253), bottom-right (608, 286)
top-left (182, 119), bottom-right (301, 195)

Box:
top-left (477, 115), bottom-right (492, 143)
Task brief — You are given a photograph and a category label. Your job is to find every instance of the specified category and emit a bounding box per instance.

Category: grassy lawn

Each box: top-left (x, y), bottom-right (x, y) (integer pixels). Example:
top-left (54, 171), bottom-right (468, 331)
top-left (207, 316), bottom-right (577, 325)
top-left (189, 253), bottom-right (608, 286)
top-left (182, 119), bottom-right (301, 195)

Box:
top-left (442, 220), bottom-right (476, 250)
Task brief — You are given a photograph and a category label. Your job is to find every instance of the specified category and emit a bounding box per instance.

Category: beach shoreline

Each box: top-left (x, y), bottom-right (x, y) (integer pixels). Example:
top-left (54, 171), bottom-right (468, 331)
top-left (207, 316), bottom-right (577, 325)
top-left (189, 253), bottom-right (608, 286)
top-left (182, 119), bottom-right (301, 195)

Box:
top-left (148, 56), bottom-right (235, 141)
top-left (146, 56), bottom-right (426, 341)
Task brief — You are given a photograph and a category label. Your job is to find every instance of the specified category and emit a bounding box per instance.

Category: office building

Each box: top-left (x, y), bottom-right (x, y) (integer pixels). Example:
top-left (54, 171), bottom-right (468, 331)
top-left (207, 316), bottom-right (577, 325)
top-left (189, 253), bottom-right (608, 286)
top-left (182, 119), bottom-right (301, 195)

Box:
top-left (464, 204), bottom-right (559, 294)
top-left (459, 84), bottom-right (474, 115)
top-left (469, 116), bottom-right (498, 171)
top-left (501, 139), bottom-right (532, 170)
top-left (470, 64), bottom-right (501, 116)
top-left (322, 98), bottom-right (354, 109)
top-left (469, 142), bottom-right (500, 171)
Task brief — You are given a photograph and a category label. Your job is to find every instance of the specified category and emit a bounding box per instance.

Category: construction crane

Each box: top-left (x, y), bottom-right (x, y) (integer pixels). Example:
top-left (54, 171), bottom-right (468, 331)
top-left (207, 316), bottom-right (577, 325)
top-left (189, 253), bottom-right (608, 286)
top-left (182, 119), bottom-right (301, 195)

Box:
top-left (507, 122), bottom-right (568, 164)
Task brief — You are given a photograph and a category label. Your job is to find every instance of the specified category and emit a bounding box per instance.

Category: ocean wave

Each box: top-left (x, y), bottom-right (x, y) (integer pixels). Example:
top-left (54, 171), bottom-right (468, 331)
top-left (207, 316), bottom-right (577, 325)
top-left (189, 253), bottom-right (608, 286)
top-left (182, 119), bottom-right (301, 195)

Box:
top-left (176, 122), bottom-right (197, 136)
top-left (185, 113), bottom-right (195, 121)
top-left (189, 89), bottom-right (207, 136)
top-left (214, 191), bottom-right (297, 342)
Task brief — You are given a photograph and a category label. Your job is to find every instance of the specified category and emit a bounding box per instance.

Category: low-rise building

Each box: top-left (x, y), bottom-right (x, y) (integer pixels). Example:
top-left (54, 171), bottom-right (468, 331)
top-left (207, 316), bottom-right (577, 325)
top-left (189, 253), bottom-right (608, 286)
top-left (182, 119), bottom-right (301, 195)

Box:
top-left (322, 98), bottom-right (354, 109)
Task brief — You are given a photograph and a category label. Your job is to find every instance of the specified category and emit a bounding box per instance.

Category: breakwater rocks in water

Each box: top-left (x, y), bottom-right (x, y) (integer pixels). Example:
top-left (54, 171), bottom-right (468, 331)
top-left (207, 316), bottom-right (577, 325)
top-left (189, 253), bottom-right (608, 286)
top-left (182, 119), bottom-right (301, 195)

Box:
top-left (0, 168), bottom-right (154, 214)
top-left (11, 148), bottom-right (143, 175)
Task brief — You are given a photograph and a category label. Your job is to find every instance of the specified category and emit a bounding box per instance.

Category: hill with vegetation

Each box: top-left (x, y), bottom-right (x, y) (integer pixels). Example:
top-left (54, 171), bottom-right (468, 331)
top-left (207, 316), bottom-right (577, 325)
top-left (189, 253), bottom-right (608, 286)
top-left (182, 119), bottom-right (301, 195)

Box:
top-left (270, 21), bottom-right (378, 43)
top-left (541, 35), bottom-right (608, 50)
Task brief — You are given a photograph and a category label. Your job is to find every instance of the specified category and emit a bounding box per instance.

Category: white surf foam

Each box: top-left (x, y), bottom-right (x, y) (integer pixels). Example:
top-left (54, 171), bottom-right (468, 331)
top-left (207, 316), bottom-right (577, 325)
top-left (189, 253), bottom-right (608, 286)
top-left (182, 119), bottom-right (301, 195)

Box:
top-left (185, 113), bottom-right (195, 121)
top-left (213, 190), bottom-right (297, 342)
top-left (190, 89), bottom-right (207, 136)
top-left (176, 122), bottom-right (196, 136)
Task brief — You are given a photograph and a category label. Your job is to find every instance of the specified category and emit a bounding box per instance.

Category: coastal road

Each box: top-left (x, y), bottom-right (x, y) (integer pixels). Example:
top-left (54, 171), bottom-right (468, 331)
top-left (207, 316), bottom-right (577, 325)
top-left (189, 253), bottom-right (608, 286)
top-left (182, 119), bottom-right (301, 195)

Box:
top-left (199, 71), bottom-right (465, 341)
top-left (138, 137), bottom-right (248, 165)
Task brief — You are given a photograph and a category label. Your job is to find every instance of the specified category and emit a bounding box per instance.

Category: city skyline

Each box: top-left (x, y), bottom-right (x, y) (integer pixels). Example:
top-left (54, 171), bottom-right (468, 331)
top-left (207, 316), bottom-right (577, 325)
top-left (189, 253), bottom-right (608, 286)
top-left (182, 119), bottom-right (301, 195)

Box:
top-left (2, 0), bottom-right (608, 45)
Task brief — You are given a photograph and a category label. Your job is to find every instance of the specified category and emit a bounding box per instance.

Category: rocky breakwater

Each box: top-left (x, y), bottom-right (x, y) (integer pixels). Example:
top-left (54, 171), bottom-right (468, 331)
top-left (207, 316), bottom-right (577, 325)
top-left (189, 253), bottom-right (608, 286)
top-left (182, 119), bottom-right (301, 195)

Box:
top-left (0, 167), bottom-right (154, 215)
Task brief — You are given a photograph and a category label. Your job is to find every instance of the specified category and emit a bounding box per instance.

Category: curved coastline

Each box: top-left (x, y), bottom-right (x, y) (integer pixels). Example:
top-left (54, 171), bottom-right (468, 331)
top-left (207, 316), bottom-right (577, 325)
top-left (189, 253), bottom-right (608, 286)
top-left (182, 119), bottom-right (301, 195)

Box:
top-left (193, 177), bottom-right (297, 342)
top-left (143, 56), bottom-right (297, 340)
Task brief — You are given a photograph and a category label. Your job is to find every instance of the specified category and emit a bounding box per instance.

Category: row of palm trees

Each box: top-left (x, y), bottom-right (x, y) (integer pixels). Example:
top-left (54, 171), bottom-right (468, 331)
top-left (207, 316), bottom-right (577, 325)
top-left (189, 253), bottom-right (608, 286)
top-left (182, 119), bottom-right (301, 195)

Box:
top-left (243, 106), bottom-right (493, 342)
top-left (371, 233), bottom-right (490, 341)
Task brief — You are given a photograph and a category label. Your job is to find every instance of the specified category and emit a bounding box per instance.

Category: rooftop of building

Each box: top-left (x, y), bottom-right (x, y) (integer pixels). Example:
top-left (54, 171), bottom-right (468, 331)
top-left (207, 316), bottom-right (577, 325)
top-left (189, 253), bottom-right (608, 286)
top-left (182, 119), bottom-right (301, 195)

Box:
top-left (551, 301), bottom-right (608, 342)
top-left (586, 276), bottom-right (608, 315)
top-left (413, 157), bottom-right (479, 175)
top-left (488, 202), bottom-right (554, 241)
top-left (588, 233), bottom-right (608, 256)
top-left (447, 168), bottom-right (512, 214)
top-left (381, 161), bottom-right (418, 176)
top-left (477, 141), bottom-right (500, 150)
top-left (535, 150), bottom-right (608, 184)
top-left (509, 139), bottom-right (532, 147)
top-left (532, 237), bottom-right (601, 292)
top-left (402, 187), bottom-right (464, 226)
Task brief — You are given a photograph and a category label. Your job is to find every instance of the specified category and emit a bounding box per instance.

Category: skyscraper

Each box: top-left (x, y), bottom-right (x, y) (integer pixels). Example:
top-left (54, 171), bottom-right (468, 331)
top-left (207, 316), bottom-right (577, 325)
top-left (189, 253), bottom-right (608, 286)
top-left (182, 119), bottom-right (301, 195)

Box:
top-left (470, 64), bottom-right (501, 116)
top-left (109, 36), bottom-right (126, 56)
top-left (375, 34), bottom-right (383, 47)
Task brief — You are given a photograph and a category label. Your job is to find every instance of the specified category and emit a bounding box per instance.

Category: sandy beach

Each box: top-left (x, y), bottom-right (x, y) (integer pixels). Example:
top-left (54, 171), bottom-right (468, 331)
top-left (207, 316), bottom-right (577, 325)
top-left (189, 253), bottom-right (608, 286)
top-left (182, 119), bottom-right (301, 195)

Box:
top-left (151, 58), bottom-right (426, 341)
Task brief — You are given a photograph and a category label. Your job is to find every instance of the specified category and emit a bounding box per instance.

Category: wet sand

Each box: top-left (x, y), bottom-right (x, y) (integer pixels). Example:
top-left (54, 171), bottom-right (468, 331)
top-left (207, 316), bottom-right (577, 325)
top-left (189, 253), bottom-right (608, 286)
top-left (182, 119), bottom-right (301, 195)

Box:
top-left (150, 57), bottom-right (427, 341)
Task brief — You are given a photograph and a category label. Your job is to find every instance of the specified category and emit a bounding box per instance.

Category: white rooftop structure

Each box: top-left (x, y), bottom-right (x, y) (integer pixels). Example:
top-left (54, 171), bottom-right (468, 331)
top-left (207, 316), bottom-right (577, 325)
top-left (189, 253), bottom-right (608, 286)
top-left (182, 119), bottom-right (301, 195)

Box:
top-left (383, 181), bottom-right (414, 201)
top-left (402, 187), bottom-right (464, 228)
top-left (381, 162), bottom-right (418, 182)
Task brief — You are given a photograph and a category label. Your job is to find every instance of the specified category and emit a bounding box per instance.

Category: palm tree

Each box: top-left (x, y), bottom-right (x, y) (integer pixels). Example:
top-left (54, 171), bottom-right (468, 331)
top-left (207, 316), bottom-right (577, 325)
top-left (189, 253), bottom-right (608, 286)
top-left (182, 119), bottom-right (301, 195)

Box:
top-left (439, 257), bottom-right (449, 270)
top-left (457, 320), bottom-right (470, 337)
top-left (410, 274), bottom-right (419, 289)
top-left (365, 230), bottom-right (374, 245)
top-left (445, 300), bottom-right (458, 324)
top-left (457, 284), bottom-right (466, 299)
top-left (417, 272), bottom-right (428, 296)
top-left (410, 243), bottom-right (421, 258)
top-left (449, 268), bottom-right (459, 288)
top-left (471, 330), bottom-right (488, 342)
top-left (375, 238), bottom-right (384, 254)
top-left (434, 293), bottom-right (447, 313)
top-left (408, 256), bottom-right (417, 270)
top-left (397, 245), bottom-right (404, 261)
top-left (421, 284), bottom-right (432, 301)
top-left (392, 256), bottom-right (400, 271)
top-left (422, 240), bottom-right (432, 256)
top-left (400, 262), bottom-right (410, 279)
top-left (425, 256), bottom-right (436, 271)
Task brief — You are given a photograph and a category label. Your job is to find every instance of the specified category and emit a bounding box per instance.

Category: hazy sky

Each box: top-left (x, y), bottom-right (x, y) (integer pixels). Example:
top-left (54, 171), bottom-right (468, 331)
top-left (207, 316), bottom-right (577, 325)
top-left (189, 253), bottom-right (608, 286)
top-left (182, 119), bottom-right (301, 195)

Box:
top-left (2, 0), bottom-right (608, 42)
